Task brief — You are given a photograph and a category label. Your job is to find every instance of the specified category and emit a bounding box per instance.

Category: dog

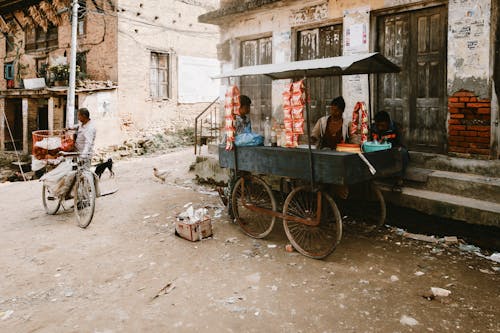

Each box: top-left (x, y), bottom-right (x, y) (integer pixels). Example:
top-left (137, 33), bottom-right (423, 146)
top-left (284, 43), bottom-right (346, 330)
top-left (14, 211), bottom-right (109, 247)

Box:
top-left (94, 158), bottom-right (114, 179)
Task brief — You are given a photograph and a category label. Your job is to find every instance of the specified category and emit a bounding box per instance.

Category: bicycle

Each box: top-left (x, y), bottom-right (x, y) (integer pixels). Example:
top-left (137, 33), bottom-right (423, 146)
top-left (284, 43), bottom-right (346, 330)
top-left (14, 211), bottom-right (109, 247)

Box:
top-left (42, 152), bottom-right (96, 228)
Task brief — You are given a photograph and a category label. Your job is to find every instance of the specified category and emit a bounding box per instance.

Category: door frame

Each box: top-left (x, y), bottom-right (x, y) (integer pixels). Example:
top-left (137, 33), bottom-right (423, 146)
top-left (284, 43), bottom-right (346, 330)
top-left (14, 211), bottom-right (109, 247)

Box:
top-left (371, 0), bottom-right (448, 153)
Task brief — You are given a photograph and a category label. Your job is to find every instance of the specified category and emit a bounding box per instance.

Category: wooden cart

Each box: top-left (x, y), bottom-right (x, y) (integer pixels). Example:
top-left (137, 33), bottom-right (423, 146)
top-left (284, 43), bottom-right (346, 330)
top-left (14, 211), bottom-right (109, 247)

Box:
top-left (216, 53), bottom-right (402, 259)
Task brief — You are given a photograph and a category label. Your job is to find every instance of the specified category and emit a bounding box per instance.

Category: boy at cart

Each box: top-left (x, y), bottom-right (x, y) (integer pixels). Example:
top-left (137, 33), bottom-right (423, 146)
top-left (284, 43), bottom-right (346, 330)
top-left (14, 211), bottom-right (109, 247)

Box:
top-left (370, 111), bottom-right (409, 191)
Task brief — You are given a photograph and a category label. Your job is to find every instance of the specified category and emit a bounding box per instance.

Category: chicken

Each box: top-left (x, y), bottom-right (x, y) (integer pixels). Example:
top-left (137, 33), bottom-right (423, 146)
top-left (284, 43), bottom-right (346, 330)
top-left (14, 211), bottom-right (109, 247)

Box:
top-left (153, 167), bottom-right (170, 183)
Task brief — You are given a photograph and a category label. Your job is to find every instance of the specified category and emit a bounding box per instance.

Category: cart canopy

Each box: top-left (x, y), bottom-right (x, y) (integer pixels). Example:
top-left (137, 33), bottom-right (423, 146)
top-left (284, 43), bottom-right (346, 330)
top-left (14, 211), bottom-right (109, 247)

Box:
top-left (215, 52), bottom-right (400, 80)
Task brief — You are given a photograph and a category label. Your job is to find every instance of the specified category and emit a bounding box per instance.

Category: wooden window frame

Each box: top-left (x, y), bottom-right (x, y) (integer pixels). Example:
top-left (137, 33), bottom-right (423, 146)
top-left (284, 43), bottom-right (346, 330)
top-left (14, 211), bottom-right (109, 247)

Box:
top-left (150, 52), bottom-right (170, 100)
top-left (25, 25), bottom-right (58, 52)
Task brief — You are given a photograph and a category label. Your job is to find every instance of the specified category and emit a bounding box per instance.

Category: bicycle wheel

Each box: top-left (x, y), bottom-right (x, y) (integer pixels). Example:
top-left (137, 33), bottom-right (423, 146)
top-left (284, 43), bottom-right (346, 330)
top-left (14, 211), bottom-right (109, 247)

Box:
top-left (74, 172), bottom-right (96, 228)
top-left (283, 186), bottom-right (342, 259)
top-left (42, 184), bottom-right (61, 215)
top-left (231, 176), bottom-right (277, 238)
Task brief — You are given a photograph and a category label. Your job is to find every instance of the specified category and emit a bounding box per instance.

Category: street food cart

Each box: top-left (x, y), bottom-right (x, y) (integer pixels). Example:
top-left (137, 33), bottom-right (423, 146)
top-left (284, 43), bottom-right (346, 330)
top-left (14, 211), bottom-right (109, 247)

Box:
top-left (217, 53), bottom-right (402, 259)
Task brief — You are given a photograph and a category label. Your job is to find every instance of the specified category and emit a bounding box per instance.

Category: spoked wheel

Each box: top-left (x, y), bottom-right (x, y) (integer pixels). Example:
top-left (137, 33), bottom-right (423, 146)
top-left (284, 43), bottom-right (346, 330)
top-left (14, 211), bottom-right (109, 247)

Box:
top-left (231, 176), bottom-right (277, 238)
top-left (339, 182), bottom-right (386, 227)
top-left (42, 184), bottom-right (61, 215)
top-left (283, 186), bottom-right (342, 259)
top-left (74, 172), bottom-right (96, 228)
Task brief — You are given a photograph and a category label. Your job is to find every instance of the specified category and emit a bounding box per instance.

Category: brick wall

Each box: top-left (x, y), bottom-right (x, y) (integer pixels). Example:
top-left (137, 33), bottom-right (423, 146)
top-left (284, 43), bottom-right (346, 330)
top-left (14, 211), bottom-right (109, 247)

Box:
top-left (448, 90), bottom-right (491, 157)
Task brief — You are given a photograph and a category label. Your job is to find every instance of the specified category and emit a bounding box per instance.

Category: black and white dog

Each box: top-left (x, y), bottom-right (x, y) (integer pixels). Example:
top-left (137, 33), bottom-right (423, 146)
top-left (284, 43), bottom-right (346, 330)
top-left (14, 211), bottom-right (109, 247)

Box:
top-left (94, 158), bottom-right (114, 179)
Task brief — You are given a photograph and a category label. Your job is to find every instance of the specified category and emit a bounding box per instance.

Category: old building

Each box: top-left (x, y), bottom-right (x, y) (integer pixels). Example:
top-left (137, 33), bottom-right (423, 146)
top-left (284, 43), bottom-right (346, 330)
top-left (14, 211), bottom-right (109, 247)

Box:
top-left (200, 0), bottom-right (499, 160)
top-left (0, 0), bottom-right (220, 154)
top-left (199, 0), bottom-right (500, 226)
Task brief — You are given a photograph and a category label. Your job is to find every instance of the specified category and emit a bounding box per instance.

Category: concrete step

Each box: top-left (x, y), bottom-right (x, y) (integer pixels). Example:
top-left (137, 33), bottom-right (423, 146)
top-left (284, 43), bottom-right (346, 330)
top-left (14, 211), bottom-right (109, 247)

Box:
top-left (380, 186), bottom-right (500, 227)
top-left (409, 151), bottom-right (500, 177)
top-left (404, 167), bottom-right (500, 203)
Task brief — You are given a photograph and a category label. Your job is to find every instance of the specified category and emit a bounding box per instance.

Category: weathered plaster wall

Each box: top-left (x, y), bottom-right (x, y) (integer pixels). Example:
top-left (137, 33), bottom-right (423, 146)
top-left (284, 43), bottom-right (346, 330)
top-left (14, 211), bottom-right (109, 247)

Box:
top-left (79, 90), bottom-right (122, 149)
top-left (117, 0), bottom-right (220, 129)
top-left (447, 0), bottom-right (492, 99)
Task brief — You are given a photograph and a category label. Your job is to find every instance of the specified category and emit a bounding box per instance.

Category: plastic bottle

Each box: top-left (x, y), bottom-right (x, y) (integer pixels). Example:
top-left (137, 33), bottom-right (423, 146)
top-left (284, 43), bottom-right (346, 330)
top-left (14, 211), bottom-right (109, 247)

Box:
top-left (264, 117), bottom-right (271, 146)
top-left (271, 126), bottom-right (277, 147)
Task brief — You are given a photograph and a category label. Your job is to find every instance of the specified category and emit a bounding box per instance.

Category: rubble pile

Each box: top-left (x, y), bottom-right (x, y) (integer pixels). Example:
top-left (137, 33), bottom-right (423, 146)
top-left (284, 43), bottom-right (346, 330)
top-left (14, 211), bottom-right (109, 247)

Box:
top-left (77, 79), bottom-right (116, 90)
top-left (94, 124), bottom-right (195, 162)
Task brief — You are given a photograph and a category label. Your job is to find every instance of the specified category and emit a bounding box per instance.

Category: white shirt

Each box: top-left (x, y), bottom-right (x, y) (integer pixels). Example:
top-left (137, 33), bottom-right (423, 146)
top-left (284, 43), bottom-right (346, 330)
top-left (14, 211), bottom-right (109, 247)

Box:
top-left (75, 120), bottom-right (96, 159)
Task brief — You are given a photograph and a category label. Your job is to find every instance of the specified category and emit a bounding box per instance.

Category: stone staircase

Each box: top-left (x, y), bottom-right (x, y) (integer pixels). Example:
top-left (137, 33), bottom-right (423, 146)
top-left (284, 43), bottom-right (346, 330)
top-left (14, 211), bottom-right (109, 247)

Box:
top-left (379, 152), bottom-right (500, 228)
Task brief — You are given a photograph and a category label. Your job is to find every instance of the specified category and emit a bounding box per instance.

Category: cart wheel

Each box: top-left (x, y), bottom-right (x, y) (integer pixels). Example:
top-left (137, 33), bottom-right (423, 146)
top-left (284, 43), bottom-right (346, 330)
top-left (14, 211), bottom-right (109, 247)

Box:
top-left (42, 184), bottom-right (61, 215)
top-left (74, 172), bottom-right (96, 229)
top-left (339, 182), bottom-right (386, 227)
top-left (231, 176), bottom-right (277, 238)
top-left (283, 186), bottom-right (342, 259)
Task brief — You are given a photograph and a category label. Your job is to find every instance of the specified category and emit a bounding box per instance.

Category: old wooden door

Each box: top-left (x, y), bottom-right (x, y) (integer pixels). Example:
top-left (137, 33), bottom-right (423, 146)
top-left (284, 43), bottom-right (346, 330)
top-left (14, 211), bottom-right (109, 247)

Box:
top-left (240, 37), bottom-right (272, 132)
top-left (377, 6), bottom-right (447, 152)
top-left (297, 24), bottom-right (343, 124)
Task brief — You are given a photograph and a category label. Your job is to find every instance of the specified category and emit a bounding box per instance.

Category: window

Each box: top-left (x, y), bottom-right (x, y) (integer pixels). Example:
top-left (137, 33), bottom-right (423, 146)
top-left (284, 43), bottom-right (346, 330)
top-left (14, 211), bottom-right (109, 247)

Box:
top-left (5, 34), bottom-right (15, 53)
top-left (78, 0), bottom-right (87, 36)
top-left (150, 52), bottom-right (169, 99)
top-left (25, 25), bottom-right (58, 52)
top-left (240, 36), bottom-right (272, 130)
top-left (297, 24), bottom-right (343, 123)
top-left (77, 52), bottom-right (87, 78)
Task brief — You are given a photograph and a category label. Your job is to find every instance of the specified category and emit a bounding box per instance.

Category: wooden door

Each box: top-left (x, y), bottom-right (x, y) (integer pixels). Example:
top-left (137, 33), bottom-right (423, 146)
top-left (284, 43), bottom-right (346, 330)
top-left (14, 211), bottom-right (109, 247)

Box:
top-left (297, 24), bottom-right (343, 124)
top-left (377, 6), bottom-right (447, 152)
top-left (240, 37), bottom-right (272, 132)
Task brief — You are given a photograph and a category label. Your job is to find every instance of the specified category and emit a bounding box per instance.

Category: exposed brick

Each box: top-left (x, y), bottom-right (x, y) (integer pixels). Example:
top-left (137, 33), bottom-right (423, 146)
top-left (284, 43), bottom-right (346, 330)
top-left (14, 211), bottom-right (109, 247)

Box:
top-left (468, 143), bottom-right (490, 149)
top-left (469, 148), bottom-right (490, 155)
top-left (467, 137), bottom-right (490, 143)
top-left (448, 119), bottom-right (462, 125)
top-left (449, 130), bottom-right (459, 136)
top-left (459, 97), bottom-right (470, 102)
top-left (478, 132), bottom-right (491, 138)
top-left (448, 135), bottom-right (464, 142)
top-left (469, 97), bottom-right (478, 102)
top-left (467, 125), bottom-right (490, 132)
top-left (467, 102), bottom-right (490, 108)
top-left (460, 131), bottom-right (477, 137)
top-left (449, 125), bottom-right (466, 131)
top-left (464, 114), bottom-right (476, 120)
top-left (448, 97), bottom-right (459, 103)
top-left (448, 108), bottom-right (461, 114)
top-left (449, 146), bottom-right (467, 153)
top-left (450, 114), bottom-right (465, 119)
top-left (477, 99), bottom-right (490, 103)
top-left (449, 141), bottom-right (469, 148)
top-left (477, 108), bottom-right (490, 114)
top-left (449, 102), bottom-right (465, 108)
top-left (453, 91), bottom-right (475, 97)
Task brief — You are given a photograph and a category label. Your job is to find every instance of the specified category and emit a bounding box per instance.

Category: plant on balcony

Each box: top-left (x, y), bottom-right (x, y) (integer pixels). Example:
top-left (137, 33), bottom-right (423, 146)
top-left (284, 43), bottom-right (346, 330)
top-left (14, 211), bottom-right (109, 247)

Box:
top-left (49, 64), bottom-right (81, 83)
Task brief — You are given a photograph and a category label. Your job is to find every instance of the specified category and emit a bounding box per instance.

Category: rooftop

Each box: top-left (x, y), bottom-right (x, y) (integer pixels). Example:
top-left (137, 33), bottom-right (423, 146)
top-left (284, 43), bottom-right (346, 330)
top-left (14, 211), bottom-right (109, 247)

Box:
top-left (198, 0), bottom-right (285, 25)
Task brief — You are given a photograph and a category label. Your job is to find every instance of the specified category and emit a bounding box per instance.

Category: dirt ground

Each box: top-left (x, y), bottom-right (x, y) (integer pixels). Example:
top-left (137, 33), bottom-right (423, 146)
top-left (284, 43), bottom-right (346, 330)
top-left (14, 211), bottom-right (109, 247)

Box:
top-left (0, 149), bottom-right (499, 333)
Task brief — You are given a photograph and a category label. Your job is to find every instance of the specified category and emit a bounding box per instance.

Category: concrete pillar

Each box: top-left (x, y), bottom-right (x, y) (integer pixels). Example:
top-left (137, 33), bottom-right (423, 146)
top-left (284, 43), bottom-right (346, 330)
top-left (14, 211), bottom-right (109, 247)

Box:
top-left (48, 97), bottom-right (54, 131)
top-left (22, 98), bottom-right (28, 154)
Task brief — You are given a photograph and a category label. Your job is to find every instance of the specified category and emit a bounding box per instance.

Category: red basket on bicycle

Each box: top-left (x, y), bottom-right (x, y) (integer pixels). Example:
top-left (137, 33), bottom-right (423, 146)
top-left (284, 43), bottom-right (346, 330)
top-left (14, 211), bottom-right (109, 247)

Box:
top-left (32, 130), bottom-right (76, 160)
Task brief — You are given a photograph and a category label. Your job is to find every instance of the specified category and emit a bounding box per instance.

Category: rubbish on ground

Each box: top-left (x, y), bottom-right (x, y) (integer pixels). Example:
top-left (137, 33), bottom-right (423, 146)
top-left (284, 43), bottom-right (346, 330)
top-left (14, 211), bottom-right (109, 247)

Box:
top-left (414, 271), bottom-right (425, 276)
top-left (403, 232), bottom-right (439, 243)
top-left (390, 275), bottom-right (399, 282)
top-left (285, 244), bottom-right (294, 252)
top-left (152, 281), bottom-right (176, 300)
top-left (1, 310), bottom-right (13, 321)
top-left (144, 215), bottom-right (151, 219)
top-left (151, 213), bottom-right (160, 218)
top-left (492, 266), bottom-right (500, 272)
top-left (267, 244), bottom-right (277, 248)
top-left (395, 228), bottom-right (405, 236)
top-left (183, 202), bottom-right (193, 208)
top-left (443, 236), bottom-right (458, 244)
top-left (225, 237), bottom-right (239, 244)
top-left (400, 315), bottom-right (419, 326)
top-left (488, 253), bottom-right (500, 263)
top-left (431, 287), bottom-right (451, 297)
top-left (459, 244), bottom-right (481, 253)
top-left (479, 269), bottom-right (494, 275)
top-left (175, 205), bottom-right (212, 241)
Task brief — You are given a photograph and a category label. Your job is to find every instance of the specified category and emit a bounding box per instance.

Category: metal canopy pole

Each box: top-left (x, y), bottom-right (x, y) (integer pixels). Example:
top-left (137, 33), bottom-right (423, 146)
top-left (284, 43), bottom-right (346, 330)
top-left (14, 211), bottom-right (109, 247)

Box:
top-left (66, 0), bottom-right (79, 127)
top-left (304, 74), bottom-right (315, 189)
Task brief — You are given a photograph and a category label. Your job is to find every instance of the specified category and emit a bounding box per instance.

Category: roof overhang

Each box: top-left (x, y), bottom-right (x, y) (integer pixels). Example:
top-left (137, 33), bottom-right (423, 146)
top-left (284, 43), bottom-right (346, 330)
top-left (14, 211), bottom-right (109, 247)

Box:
top-left (199, 0), bottom-right (286, 25)
top-left (215, 53), bottom-right (401, 80)
top-left (0, 0), bottom-right (44, 16)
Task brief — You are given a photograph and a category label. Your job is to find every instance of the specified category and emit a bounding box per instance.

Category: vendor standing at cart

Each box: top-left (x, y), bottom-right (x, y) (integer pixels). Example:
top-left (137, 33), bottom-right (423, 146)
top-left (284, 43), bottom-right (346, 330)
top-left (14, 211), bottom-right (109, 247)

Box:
top-left (311, 96), bottom-right (346, 149)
